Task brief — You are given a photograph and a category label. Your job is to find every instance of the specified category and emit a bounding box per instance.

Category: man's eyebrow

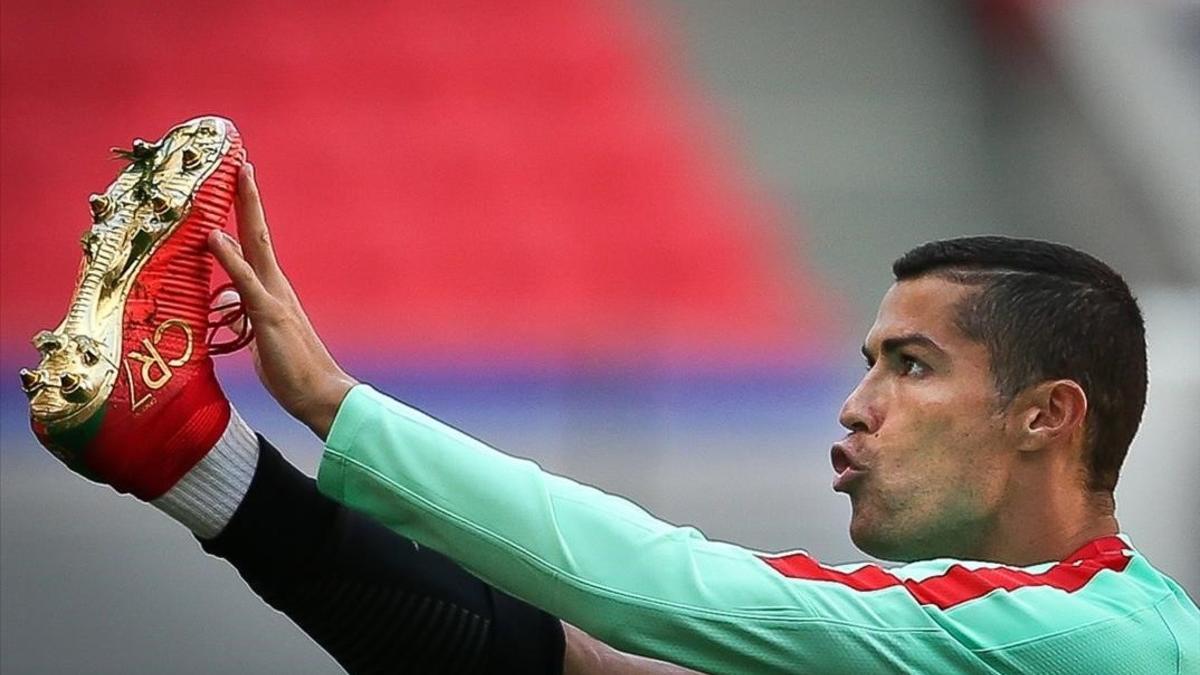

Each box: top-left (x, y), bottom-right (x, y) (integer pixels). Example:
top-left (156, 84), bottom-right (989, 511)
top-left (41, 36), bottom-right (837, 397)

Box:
top-left (861, 334), bottom-right (946, 360)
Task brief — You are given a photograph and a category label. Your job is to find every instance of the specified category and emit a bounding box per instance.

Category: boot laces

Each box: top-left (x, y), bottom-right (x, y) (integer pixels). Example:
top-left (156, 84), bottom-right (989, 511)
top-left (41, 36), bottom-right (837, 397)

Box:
top-left (206, 282), bottom-right (254, 355)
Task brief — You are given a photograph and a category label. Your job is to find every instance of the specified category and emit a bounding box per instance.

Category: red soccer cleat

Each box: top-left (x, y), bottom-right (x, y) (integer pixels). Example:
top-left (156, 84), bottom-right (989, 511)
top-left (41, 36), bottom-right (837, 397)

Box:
top-left (21, 116), bottom-right (246, 500)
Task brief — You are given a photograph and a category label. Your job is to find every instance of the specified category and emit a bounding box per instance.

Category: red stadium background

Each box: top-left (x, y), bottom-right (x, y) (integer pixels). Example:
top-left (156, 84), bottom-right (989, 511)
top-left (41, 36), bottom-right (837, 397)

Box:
top-left (1, 0), bottom-right (838, 382)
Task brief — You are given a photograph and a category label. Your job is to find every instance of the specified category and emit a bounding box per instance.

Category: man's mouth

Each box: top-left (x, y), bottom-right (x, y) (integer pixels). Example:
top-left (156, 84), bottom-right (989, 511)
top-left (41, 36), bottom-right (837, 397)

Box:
top-left (831, 442), bottom-right (866, 492)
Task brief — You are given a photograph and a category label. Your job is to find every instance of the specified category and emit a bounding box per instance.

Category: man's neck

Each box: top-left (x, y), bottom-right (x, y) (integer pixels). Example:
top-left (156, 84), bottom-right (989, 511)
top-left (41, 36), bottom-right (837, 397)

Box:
top-left (973, 490), bottom-right (1120, 566)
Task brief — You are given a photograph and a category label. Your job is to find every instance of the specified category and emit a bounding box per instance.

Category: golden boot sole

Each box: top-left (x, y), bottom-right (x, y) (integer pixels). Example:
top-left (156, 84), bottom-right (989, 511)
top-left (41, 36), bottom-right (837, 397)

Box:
top-left (21, 116), bottom-right (239, 435)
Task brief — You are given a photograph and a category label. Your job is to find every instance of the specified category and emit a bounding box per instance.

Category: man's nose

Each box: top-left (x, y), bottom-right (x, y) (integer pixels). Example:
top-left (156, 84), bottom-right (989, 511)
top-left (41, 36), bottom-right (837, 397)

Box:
top-left (838, 380), bottom-right (879, 434)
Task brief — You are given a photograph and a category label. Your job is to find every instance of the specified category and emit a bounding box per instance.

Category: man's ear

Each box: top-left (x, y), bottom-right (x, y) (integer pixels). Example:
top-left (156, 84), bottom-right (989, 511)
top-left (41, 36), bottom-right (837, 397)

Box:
top-left (1013, 380), bottom-right (1088, 452)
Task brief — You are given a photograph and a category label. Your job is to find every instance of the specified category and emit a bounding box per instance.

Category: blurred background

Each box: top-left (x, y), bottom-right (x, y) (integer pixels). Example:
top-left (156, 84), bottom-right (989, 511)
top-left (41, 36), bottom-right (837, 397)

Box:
top-left (2, 1), bottom-right (1197, 672)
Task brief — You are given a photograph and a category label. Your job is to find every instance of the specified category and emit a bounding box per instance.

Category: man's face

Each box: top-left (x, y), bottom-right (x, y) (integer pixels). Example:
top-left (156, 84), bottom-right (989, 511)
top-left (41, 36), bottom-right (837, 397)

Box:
top-left (834, 275), bottom-right (1021, 561)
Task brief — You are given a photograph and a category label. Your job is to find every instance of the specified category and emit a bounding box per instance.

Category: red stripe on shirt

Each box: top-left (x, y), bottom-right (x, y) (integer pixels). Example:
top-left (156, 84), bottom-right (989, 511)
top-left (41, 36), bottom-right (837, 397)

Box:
top-left (757, 536), bottom-right (1131, 610)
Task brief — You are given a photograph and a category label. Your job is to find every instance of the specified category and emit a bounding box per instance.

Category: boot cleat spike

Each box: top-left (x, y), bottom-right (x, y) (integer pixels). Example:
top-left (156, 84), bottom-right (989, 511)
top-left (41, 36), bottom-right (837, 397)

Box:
top-left (181, 148), bottom-right (202, 172)
top-left (74, 335), bottom-right (104, 367)
top-left (19, 368), bottom-right (42, 395)
top-left (59, 372), bottom-right (80, 393)
top-left (89, 193), bottom-right (115, 223)
top-left (58, 373), bottom-right (92, 404)
top-left (149, 194), bottom-right (177, 221)
top-left (33, 330), bottom-right (64, 355)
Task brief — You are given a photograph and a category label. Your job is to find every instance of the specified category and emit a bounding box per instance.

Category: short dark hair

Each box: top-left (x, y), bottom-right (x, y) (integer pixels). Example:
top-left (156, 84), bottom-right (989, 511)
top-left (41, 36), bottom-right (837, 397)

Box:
top-left (892, 236), bottom-right (1147, 493)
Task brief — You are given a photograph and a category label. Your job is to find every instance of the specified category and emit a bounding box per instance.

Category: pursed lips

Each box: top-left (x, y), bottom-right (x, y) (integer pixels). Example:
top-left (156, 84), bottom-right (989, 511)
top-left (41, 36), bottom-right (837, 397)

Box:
top-left (831, 441), bottom-right (868, 492)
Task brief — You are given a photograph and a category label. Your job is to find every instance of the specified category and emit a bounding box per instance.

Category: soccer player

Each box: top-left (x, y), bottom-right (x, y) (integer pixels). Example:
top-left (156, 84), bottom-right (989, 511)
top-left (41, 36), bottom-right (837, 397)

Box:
top-left (26, 119), bottom-right (1198, 672)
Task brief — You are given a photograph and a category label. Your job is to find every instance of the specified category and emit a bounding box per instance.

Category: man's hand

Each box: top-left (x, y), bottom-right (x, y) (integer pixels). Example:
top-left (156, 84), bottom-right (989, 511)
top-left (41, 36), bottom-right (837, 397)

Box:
top-left (208, 164), bottom-right (358, 439)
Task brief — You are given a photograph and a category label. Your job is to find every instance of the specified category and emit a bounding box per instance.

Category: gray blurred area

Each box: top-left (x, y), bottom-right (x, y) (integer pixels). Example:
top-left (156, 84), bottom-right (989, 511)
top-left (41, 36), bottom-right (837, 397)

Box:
top-left (3, 2), bottom-right (1197, 672)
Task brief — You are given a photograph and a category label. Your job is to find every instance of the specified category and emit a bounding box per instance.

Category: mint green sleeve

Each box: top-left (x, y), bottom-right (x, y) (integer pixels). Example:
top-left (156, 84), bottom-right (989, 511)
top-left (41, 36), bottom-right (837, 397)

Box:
top-left (315, 385), bottom-right (1177, 673)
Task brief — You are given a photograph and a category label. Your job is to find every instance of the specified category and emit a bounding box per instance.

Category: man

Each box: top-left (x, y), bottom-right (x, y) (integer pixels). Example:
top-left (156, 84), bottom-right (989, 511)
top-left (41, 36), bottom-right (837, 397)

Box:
top-left (26, 119), bottom-right (1198, 673)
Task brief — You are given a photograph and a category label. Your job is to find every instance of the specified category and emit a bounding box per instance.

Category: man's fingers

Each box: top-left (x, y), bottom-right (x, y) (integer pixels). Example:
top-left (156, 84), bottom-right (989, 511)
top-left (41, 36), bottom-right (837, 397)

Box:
top-left (235, 163), bottom-right (283, 279)
top-left (208, 228), bottom-right (272, 309)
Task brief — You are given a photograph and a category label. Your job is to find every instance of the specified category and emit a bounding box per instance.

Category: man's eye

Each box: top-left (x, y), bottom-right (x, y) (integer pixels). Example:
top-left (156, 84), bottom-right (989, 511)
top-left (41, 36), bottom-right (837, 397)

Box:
top-left (899, 355), bottom-right (927, 376)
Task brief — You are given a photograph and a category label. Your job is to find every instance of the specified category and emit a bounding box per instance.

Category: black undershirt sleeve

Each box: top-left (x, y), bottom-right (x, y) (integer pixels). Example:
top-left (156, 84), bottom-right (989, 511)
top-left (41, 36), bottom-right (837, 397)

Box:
top-left (200, 436), bottom-right (564, 675)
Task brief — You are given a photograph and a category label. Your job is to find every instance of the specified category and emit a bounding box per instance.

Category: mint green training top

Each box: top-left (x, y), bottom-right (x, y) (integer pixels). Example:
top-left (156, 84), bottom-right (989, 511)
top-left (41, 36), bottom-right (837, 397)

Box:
top-left (316, 385), bottom-right (1199, 674)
